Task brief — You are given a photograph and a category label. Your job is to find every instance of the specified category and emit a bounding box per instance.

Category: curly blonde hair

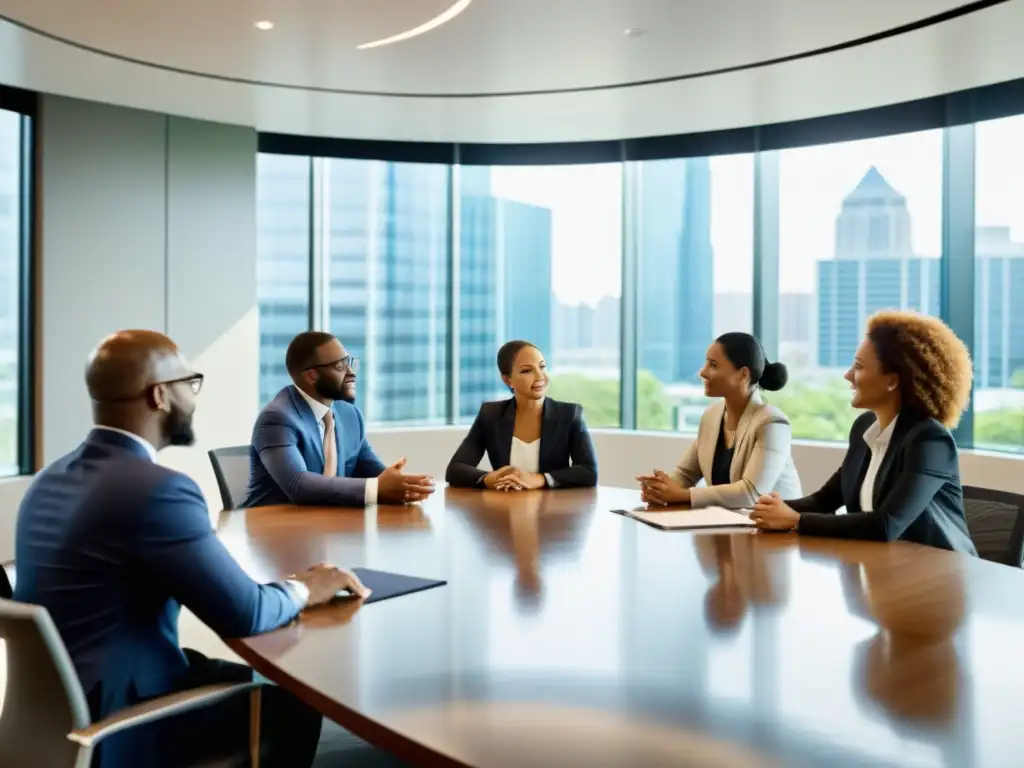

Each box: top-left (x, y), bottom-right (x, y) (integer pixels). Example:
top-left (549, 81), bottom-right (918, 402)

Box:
top-left (865, 310), bottom-right (973, 428)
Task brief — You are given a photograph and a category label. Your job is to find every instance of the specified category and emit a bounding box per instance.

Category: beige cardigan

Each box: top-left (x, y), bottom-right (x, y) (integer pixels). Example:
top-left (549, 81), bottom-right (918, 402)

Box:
top-left (672, 391), bottom-right (802, 509)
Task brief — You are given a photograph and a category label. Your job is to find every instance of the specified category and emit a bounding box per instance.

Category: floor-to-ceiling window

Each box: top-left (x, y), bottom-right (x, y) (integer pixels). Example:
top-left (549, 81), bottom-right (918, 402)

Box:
top-left (0, 108), bottom-right (25, 476)
top-left (771, 130), bottom-right (944, 442)
top-left (973, 115), bottom-right (1024, 452)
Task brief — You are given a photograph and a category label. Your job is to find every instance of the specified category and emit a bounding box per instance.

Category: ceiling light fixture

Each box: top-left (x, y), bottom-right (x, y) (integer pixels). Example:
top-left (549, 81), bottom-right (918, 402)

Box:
top-left (357, 0), bottom-right (473, 50)
top-left (623, 28), bottom-right (647, 38)
top-left (254, 20), bottom-right (274, 31)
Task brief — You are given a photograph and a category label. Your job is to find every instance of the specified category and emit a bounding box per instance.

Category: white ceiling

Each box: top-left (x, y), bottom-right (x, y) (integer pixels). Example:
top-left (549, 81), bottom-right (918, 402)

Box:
top-left (0, 0), bottom-right (1022, 143)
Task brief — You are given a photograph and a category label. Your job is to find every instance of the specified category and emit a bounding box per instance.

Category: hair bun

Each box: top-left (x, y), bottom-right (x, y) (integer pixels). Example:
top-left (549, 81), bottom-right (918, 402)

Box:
top-left (759, 361), bottom-right (788, 392)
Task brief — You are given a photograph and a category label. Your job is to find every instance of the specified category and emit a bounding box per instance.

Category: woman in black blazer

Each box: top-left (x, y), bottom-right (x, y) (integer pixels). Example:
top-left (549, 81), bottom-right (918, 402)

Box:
top-left (446, 340), bottom-right (597, 490)
top-left (752, 311), bottom-right (977, 555)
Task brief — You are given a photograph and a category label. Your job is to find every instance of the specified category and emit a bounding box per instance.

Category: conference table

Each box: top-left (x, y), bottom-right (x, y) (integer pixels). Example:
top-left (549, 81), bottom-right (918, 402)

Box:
top-left (216, 486), bottom-right (1022, 767)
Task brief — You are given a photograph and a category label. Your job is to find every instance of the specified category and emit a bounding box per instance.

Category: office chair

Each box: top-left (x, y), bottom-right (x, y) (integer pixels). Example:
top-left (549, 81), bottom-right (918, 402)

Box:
top-left (962, 486), bottom-right (1024, 567)
top-left (207, 446), bottom-right (252, 511)
top-left (0, 598), bottom-right (261, 768)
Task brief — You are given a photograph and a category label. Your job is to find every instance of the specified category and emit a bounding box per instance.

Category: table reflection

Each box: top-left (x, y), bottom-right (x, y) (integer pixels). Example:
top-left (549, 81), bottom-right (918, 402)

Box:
top-left (695, 533), bottom-right (788, 634)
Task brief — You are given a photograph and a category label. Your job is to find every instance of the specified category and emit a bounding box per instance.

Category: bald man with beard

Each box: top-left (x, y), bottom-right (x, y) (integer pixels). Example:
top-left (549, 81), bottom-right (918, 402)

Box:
top-left (13, 330), bottom-right (370, 768)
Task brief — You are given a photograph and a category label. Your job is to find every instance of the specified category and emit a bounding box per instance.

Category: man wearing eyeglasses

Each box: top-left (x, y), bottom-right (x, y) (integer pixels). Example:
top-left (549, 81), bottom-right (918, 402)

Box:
top-left (14, 330), bottom-right (369, 767)
top-left (242, 331), bottom-right (436, 508)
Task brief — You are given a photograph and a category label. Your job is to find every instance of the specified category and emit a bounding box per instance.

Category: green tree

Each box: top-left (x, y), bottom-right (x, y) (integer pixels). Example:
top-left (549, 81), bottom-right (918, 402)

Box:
top-left (547, 370), bottom-right (672, 429)
top-left (766, 379), bottom-right (859, 442)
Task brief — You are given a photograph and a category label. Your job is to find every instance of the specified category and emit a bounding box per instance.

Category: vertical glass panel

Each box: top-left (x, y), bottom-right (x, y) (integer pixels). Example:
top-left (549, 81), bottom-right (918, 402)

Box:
top-left (457, 164), bottom-right (623, 426)
top-left (633, 155), bottom-right (755, 432)
top-left (0, 110), bottom-right (22, 475)
top-left (325, 158), bottom-right (450, 425)
top-left (973, 115), bottom-right (1024, 452)
top-left (256, 154), bottom-right (312, 407)
top-left (773, 130), bottom-right (943, 441)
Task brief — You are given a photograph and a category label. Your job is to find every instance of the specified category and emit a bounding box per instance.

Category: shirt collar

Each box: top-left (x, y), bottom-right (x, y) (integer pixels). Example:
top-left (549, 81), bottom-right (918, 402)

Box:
top-left (294, 385), bottom-right (331, 422)
top-left (863, 414), bottom-right (899, 449)
top-left (93, 425), bottom-right (158, 462)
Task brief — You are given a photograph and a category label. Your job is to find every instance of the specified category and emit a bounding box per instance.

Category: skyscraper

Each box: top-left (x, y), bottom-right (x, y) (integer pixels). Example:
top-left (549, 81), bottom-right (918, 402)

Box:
top-left (975, 225), bottom-right (1024, 388)
top-left (637, 157), bottom-right (714, 384)
top-left (257, 156), bottom-right (555, 422)
top-left (817, 167), bottom-right (940, 367)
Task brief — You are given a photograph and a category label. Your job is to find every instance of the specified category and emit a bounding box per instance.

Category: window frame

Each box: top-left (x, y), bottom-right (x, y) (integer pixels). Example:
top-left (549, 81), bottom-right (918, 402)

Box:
top-left (0, 84), bottom-right (37, 476)
top-left (255, 73), bottom-right (1024, 451)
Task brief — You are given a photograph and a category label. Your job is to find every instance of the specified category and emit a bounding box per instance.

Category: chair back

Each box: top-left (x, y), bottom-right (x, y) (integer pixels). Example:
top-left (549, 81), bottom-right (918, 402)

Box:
top-left (0, 599), bottom-right (92, 768)
top-left (963, 486), bottom-right (1024, 567)
top-left (207, 446), bottom-right (252, 511)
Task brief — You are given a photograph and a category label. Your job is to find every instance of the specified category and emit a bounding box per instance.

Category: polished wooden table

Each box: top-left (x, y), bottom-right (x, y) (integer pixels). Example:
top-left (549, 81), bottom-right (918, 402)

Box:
top-left (217, 487), bottom-right (1022, 767)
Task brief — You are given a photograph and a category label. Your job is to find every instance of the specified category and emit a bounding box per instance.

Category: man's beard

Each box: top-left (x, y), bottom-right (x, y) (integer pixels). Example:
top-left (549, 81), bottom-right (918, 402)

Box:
top-left (165, 403), bottom-right (196, 447)
top-left (315, 377), bottom-right (355, 403)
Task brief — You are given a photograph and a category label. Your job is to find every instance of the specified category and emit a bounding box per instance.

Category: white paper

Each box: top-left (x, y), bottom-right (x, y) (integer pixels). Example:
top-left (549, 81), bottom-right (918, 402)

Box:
top-left (624, 506), bottom-right (755, 529)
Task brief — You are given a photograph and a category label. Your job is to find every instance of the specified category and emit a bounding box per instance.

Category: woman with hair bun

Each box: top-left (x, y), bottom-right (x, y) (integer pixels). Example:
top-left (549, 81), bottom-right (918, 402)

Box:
top-left (637, 332), bottom-right (801, 510)
top-left (752, 311), bottom-right (977, 555)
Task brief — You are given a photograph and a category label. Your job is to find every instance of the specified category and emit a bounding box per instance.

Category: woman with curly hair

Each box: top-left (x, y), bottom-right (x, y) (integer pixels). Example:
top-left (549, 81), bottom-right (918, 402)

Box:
top-left (751, 310), bottom-right (977, 554)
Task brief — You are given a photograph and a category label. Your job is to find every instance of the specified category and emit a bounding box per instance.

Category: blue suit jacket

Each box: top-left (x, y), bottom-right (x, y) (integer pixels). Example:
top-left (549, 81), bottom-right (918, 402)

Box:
top-left (242, 386), bottom-right (387, 508)
top-left (13, 429), bottom-right (299, 722)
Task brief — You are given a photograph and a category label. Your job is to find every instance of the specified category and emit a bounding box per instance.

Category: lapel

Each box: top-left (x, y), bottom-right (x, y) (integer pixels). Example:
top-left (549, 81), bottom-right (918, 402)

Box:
top-left (495, 398), bottom-right (516, 468)
top-left (537, 398), bottom-right (559, 471)
top-left (698, 400), bottom-right (725, 480)
top-left (288, 387), bottom-right (325, 464)
top-left (870, 412), bottom-right (915, 511)
top-left (730, 392), bottom-right (762, 480)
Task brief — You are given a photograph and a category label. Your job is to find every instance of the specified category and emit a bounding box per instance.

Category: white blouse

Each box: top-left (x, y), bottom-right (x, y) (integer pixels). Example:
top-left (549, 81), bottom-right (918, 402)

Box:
top-left (509, 437), bottom-right (541, 473)
top-left (860, 415), bottom-right (898, 513)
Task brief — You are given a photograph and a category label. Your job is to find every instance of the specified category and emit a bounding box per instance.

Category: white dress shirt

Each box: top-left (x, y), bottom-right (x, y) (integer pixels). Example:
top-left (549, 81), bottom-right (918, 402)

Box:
top-left (860, 415), bottom-right (898, 513)
top-left (93, 425), bottom-right (310, 608)
top-left (295, 386), bottom-right (377, 505)
top-left (509, 437), bottom-right (556, 488)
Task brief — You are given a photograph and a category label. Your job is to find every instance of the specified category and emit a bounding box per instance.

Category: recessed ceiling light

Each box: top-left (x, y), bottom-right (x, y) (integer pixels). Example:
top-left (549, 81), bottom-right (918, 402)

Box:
top-left (623, 28), bottom-right (648, 38)
top-left (254, 21), bottom-right (274, 31)
top-left (357, 0), bottom-right (473, 50)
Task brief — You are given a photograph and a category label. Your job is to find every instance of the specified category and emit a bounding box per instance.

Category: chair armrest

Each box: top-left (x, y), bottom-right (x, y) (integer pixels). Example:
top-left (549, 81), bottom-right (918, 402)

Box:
top-left (66, 682), bottom-right (261, 748)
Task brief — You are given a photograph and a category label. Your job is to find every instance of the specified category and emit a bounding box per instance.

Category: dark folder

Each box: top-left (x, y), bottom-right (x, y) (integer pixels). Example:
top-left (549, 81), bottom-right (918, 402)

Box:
top-left (336, 567), bottom-right (447, 605)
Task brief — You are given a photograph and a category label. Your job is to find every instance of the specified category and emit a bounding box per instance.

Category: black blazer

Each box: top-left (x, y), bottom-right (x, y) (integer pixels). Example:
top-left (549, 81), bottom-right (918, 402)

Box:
top-left (446, 398), bottom-right (598, 488)
top-left (789, 411), bottom-right (977, 555)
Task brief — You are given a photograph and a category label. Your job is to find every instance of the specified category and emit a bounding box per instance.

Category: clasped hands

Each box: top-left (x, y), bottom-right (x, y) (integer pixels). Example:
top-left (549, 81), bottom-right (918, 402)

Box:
top-left (750, 491), bottom-right (800, 531)
top-left (377, 457), bottom-right (436, 504)
top-left (635, 470), bottom-right (689, 506)
top-left (483, 465), bottom-right (546, 492)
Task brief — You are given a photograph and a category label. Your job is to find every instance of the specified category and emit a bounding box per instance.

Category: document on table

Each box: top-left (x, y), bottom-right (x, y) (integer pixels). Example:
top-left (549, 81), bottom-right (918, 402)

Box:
top-left (614, 506), bottom-right (755, 530)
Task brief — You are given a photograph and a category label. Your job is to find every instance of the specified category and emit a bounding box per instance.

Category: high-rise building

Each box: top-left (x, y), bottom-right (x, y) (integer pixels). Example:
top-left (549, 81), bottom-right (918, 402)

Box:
top-left (637, 157), bottom-right (714, 384)
top-left (256, 154), bottom-right (311, 406)
top-left (817, 167), bottom-right (941, 368)
top-left (975, 225), bottom-right (1024, 388)
top-left (257, 157), bottom-right (555, 422)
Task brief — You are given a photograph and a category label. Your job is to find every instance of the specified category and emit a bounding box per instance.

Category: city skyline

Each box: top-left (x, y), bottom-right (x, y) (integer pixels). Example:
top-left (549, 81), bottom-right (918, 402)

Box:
top-left (487, 117), bottom-right (1024, 303)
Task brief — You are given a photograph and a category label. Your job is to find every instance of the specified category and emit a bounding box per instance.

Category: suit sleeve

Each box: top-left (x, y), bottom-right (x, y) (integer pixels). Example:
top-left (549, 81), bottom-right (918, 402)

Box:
top-left (137, 474), bottom-right (300, 638)
top-left (547, 406), bottom-right (598, 488)
top-left (671, 439), bottom-right (703, 489)
top-left (254, 416), bottom-right (367, 507)
top-left (446, 408), bottom-right (490, 487)
top-left (787, 468), bottom-right (844, 514)
top-left (798, 427), bottom-right (957, 542)
top-left (690, 420), bottom-right (793, 510)
top-left (352, 409), bottom-right (387, 478)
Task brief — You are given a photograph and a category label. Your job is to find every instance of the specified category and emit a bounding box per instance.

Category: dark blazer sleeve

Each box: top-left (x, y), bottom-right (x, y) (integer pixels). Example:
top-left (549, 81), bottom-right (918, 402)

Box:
top-left (446, 406), bottom-right (491, 487)
top-left (798, 421), bottom-right (958, 542)
top-left (548, 405), bottom-right (598, 488)
top-left (138, 473), bottom-right (300, 637)
top-left (787, 469), bottom-right (844, 514)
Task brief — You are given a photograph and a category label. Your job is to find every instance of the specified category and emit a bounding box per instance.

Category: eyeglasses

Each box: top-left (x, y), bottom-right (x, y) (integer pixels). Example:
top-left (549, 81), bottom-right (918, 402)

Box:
top-left (162, 373), bottom-right (204, 395)
top-left (305, 356), bottom-right (359, 374)
top-left (98, 372), bottom-right (204, 403)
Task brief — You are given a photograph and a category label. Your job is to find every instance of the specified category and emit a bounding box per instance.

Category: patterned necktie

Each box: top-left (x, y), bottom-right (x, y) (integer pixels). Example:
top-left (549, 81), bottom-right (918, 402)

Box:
top-left (322, 410), bottom-right (338, 477)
